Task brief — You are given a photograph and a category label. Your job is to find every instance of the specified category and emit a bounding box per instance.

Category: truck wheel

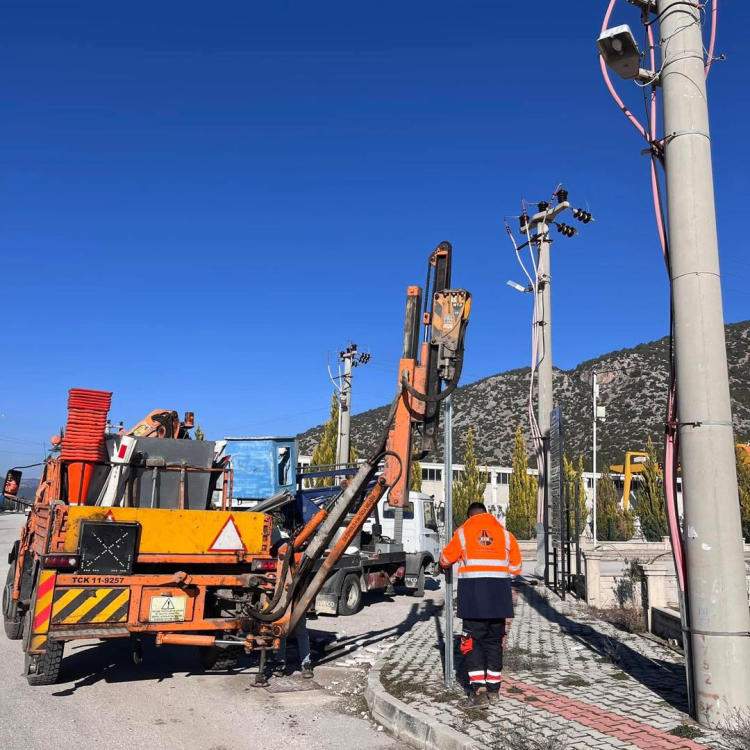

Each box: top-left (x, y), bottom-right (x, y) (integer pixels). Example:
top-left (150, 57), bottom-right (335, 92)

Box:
top-left (338, 574), bottom-right (362, 616)
top-left (199, 644), bottom-right (244, 671)
top-left (3, 565), bottom-right (25, 640)
top-left (409, 564), bottom-right (426, 598)
top-left (24, 613), bottom-right (64, 686)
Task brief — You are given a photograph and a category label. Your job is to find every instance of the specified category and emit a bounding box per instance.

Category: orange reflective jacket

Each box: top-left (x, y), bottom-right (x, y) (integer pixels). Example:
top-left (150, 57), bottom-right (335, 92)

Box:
top-left (440, 514), bottom-right (521, 619)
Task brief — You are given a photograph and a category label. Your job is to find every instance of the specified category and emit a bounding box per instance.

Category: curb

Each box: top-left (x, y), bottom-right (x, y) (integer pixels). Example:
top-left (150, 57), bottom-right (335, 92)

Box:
top-left (365, 640), bottom-right (485, 750)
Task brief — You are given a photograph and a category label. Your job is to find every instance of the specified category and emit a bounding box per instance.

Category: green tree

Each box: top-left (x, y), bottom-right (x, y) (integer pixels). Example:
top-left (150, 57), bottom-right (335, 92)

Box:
top-left (410, 459), bottom-right (423, 493)
top-left (309, 393), bottom-right (357, 487)
top-left (597, 471), bottom-right (635, 541)
top-left (635, 436), bottom-right (669, 541)
top-left (506, 425), bottom-right (537, 540)
top-left (452, 428), bottom-right (487, 528)
top-left (194, 424), bottom-right (206, 441)
top-left (736, 445), bottom-right (750, 542)
top-left (564, 455), bottom-right (589, 538)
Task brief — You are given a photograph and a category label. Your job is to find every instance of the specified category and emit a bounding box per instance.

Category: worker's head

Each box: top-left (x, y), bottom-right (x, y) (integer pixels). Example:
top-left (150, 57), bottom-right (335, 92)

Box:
top-left (467, 502), bottom-right (487, 518)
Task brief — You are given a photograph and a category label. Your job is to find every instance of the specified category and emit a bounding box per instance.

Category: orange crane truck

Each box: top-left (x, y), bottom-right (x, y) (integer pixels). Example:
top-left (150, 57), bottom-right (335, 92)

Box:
top-left (2, 241), bottom-right (470, 686)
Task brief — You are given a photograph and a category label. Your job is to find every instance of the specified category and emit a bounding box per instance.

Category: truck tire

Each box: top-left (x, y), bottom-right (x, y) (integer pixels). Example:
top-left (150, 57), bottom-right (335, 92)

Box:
top-left (338, 573), bottom-right (362, 616)
top-left (409, 564), bottom-right (426, 598)
top-left (24, 613), bottom-right (64, 686)
top-left (3, 564), bottom-right (25, 640)
top-left (199, 644), bottom-right (244, 671)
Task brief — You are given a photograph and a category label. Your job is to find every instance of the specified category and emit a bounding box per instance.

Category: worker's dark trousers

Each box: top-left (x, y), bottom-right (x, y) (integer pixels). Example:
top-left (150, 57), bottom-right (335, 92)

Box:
top-left (461, 618), bottom-right (505, 692)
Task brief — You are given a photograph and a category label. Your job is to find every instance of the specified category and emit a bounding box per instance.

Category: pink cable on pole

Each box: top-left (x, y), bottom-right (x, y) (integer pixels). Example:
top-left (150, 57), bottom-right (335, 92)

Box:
top-left (705, 0), bottom-right (717, 78)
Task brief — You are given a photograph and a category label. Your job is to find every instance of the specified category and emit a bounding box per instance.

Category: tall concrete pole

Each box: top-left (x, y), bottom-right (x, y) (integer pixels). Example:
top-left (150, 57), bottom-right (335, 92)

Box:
top-left (335, 349), bottom-right (354, 472)
top-left (535, 222), bottom-right (553, 580)
top-left (658, 0), bottom-right (750, 725)
top-left (592, 372), bottom-right (598, 548)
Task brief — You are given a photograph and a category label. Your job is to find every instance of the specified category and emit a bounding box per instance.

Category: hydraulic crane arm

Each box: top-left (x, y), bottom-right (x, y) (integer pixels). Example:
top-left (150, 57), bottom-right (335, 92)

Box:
top-left (247, 241), bottom-right (471, 637)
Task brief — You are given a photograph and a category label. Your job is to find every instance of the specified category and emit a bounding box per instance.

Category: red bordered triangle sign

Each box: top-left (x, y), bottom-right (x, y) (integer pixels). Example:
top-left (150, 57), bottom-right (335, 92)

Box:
top-left (208, 515), bottom-right (246, 552)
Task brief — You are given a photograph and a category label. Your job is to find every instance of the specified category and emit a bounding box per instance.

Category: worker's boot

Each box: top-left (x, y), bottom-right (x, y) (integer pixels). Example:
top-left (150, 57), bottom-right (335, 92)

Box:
top-left (271, 660), bottom-right (286, 677)
top-left (301, 661), bottom-right (314, 679)
top-left (487, 690), bottom-right (500, 704)
top-left (468, 687), bottom-right (490, 709)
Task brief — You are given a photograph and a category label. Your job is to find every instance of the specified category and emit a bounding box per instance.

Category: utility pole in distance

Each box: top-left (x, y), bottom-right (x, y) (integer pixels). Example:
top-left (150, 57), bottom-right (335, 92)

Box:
top-left (333, 344), bottom-right (370, 476)
top-left (526, 195), bottom-right (586, 579)
top-left (507, 190), bottom-right (593, 581)
top-left (656, 0), bottom-right (750, 724)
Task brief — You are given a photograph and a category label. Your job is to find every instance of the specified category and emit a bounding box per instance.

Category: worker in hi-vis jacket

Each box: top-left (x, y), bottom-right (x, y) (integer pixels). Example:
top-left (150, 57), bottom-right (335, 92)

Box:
top-left (439, 502), bottom-right (522, 708)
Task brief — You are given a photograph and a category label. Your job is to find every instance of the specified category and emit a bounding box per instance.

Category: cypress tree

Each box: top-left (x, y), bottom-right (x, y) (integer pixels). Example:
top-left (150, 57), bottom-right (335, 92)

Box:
top-left (564, 455), bottom-right (589, 538)
top-left (635, 436), bottom-right (669, 541)
top-left (410, 459), bottom-right (423, 493)
top-left (596, 471), bottom-right (635, 541)
top-left (736, 445), bottom-right (750, 542)
top-left (506, 425), bottom-right (537, 539)
top-left (309, 393), bottom-right (357, 487)
top-left (453, 428), bottom-right (486, 528)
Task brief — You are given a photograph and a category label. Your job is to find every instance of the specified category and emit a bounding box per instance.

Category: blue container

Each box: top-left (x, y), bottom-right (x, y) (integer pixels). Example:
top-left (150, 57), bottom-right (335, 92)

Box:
top-left (224, 437), bottom-right (297, 500)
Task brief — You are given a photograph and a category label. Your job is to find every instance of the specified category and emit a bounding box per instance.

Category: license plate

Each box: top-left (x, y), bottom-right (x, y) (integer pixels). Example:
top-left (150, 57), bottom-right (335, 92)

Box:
top-left (149, 595), bottom-right (187, 622)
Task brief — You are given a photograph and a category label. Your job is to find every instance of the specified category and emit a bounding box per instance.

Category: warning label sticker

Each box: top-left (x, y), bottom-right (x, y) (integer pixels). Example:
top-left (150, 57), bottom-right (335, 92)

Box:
top-left (149, 595), bottom-right (187, 622)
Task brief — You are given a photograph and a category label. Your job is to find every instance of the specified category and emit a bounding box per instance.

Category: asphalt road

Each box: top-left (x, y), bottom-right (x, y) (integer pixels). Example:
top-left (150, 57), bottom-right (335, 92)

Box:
top-left (0, 512), bottom-right (437, 750)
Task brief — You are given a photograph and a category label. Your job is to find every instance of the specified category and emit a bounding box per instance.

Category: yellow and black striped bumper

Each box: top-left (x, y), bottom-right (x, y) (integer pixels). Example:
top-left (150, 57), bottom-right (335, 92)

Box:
top-left (51, 588), bottom-right (130, 626)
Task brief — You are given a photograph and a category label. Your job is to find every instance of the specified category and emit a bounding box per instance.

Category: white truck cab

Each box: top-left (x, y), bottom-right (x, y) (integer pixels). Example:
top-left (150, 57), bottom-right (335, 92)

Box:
top-left (364, 491), bottom-right (442, 571)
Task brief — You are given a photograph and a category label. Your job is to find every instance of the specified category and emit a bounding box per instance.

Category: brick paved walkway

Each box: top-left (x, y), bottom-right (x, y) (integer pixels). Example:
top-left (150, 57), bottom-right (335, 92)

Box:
top-left (378, 585), bottom-right (732, 749)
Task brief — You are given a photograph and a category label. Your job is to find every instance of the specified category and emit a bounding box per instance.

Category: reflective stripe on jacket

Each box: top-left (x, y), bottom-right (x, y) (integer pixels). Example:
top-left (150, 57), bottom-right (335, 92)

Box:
top-left (440, 514), bottom-right (522, 619)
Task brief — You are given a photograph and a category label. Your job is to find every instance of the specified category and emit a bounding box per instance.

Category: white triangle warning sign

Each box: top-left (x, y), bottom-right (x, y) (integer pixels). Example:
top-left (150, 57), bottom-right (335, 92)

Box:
top-left (208, 516), bottom-right (246, 552)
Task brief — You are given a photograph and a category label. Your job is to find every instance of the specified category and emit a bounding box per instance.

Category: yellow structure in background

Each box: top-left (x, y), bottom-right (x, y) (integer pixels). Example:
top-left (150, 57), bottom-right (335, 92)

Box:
top-left (609, 451), bottom-right (650, 511)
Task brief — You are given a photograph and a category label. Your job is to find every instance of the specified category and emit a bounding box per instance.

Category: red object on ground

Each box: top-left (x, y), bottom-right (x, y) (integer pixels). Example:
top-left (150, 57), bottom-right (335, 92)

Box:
top-left (60, 388), bottom-right (112, 505)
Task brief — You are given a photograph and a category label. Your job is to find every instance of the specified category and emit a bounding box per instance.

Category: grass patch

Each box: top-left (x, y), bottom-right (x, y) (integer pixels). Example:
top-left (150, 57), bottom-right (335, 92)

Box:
top-left (559, 675), bottom-right (589, 688)
top-left (380, 665), bottom-right (420, 702)
top-left (431, 689), bottom-right (463, 703)
top-left (670, 724), bottom-right (703, 740)
top-left (507, 685), bottom-right (524, 695)
top-left (611, 672), bottom-right (629, 681)
top-left (462, 708), bottom-right (487, 722)
top-left (575, 655), bottom-right (588, 662)
top-left (489, 709), bottom-right (570, 750)
top-left (592, 605), bottom-right (646, 634)
top-left (507, 646), bottom-right (531, 655)
top-left (525, 695), bottom-right (540, 702)
top-left (720, 708), bottom-right (750, 750)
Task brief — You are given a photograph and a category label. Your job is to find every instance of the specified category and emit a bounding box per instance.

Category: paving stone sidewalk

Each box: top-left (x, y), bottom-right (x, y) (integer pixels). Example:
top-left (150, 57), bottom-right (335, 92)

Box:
top-left (377, 585), bottom-right (733, 750)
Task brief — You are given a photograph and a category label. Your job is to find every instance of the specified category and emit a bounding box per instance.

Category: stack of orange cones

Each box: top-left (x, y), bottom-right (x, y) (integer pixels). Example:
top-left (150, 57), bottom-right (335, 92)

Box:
top-left (60, 389), bottom-right (112, 505)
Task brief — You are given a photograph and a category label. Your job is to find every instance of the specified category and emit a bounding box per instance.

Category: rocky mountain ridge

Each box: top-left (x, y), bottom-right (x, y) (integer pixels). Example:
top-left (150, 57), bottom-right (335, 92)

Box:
top-left (299, 321), bottom-right (750, 470)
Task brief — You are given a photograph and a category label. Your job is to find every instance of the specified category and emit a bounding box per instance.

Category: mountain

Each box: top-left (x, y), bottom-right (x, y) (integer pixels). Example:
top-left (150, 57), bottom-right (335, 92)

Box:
top-left (298, 320), bottom-right (750, 470)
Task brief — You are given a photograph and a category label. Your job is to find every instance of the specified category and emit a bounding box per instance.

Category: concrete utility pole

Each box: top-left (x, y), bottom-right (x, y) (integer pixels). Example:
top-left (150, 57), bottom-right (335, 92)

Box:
top-left (335, 346), bottom-right (355, 471)
top-left (534, 217), bottom-right (553, 579)
top-left (526, 199), bottom-right (575, 578)
top-left (592, 371), bottom-right (598, 548)
top-left (657, 0), bottom-right (750, 724)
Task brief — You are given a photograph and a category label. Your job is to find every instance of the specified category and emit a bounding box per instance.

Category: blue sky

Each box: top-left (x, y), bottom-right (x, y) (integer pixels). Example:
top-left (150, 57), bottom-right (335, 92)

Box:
top-left (2, 1), bottom-right (748, 472)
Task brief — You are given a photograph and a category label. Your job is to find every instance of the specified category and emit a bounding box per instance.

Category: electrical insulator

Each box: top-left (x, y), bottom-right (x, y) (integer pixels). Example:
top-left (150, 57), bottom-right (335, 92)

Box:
top-left (556, 187), bottom-right (568, 204)
top-left (572, 208), bottom-right (593, 224)
top-left (556, 223), bottom-right (576, 238)
top-left (538, 201), bottom-right (549, 213)
top-left (519, 211), bottom-right (529, 233)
